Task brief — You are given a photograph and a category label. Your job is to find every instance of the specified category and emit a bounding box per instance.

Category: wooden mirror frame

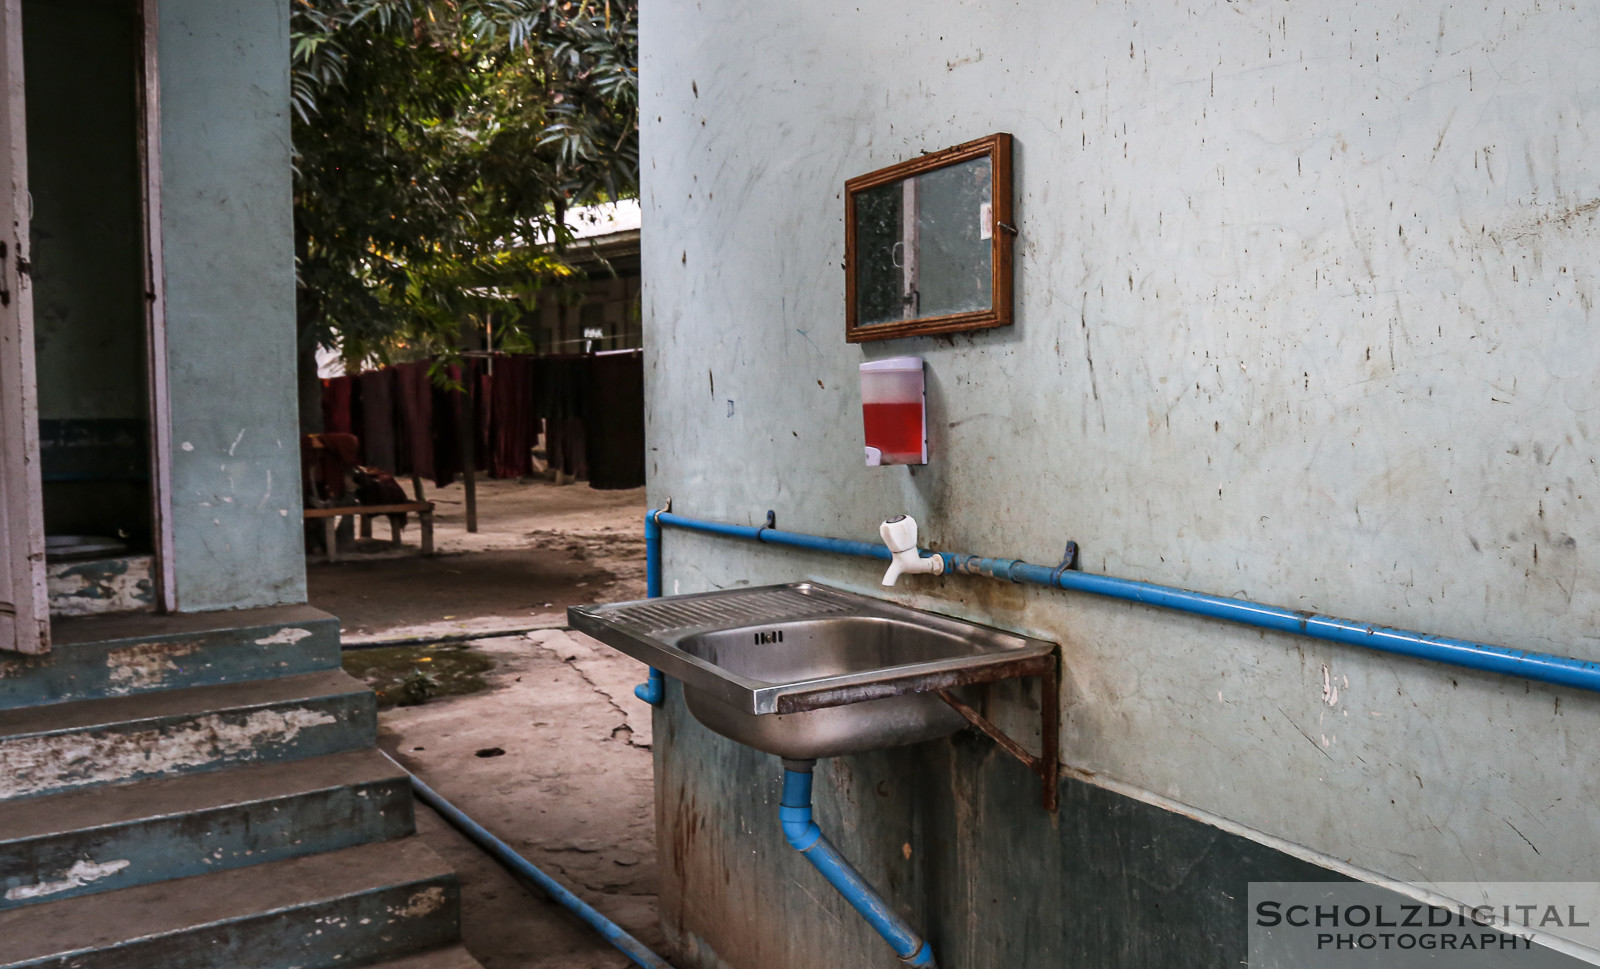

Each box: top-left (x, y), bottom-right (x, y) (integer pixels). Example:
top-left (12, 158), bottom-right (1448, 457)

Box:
top-left (844, 133), bottom-right (1013, 343)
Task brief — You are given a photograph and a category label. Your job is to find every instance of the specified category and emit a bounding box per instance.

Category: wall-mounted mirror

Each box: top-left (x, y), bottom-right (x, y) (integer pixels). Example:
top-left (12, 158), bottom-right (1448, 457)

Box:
top-left (845, 133), bottom-right (1013, 343)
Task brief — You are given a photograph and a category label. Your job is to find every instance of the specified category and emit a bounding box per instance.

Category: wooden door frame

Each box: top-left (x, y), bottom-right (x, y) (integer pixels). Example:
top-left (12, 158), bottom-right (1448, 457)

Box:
top-left (137, 0), bottom-right (174, 612)
top-left (0, 0), bottom-right (46, 652)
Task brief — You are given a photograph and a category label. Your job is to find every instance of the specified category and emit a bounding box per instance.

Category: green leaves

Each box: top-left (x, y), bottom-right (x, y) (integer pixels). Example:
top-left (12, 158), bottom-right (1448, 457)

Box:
top-left (291, 0), bottom-right (638, 370)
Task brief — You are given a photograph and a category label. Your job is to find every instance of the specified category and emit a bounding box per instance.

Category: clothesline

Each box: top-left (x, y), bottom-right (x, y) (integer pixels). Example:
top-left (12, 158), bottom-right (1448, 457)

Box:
top-left (319, 351), bottom-right (644, 491)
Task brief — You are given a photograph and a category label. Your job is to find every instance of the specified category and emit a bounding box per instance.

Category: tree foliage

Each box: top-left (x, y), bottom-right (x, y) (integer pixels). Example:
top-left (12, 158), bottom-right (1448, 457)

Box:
top-left (290, 0), bottom-right (638, 368)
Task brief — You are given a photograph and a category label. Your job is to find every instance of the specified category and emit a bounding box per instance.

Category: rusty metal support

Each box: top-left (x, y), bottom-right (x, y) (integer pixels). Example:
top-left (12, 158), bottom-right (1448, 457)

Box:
top-left (776, 654), bottom-right (1050, 714)
top-left (938, 652), bottom-right (1059, 811)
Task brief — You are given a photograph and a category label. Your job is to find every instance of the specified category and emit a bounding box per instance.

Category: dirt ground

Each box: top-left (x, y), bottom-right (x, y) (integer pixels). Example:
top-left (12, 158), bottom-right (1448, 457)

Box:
top-left (308, 477), bottom-right (658, 969)
top-left (316, 478), bottom-right (647, 643)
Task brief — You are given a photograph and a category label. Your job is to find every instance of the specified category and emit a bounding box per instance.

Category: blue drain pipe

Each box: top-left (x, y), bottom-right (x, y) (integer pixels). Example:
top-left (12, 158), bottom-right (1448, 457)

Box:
top-left (637, 510), bottom-right (938, 964)
top-left (635, 511), bottom-right (665, 705)
top-left (642, 507), bottom-right (1600, 698)
top-left (406, 768), bottom-right (676, 969)
top-left (780, 762), bottom-right (937, 967)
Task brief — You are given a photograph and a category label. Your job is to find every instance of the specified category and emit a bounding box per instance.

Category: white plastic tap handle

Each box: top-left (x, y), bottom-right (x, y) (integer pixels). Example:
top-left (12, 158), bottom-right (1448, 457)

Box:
top-left (879, 515), bottom-right (919, 554)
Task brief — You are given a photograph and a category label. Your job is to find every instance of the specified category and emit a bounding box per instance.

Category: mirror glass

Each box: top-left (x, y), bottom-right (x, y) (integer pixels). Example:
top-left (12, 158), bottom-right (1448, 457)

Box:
top-left (854, 156), bottom-right (993, 327)
top-left (845, 134), bottom-right (1012, 342)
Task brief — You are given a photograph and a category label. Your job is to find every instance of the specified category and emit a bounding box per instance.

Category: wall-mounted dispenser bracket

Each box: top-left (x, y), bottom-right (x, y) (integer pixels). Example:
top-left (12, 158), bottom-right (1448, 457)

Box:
top-left (936, 650), bottom-right (1059, 811)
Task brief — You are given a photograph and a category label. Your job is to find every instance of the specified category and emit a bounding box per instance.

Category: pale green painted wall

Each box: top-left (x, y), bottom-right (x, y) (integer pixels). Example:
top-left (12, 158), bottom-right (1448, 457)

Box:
top-left (643, 1), bottom-right (1600, 964)
top-left (160, 0), bottom-right (305, 610)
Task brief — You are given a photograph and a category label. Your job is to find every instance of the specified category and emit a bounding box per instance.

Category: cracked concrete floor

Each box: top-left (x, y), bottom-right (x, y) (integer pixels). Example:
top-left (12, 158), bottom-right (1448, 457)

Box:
top-left (316, 478), bottom-right (656, 969)
top-left (379, 632), bottom-right (659, 968)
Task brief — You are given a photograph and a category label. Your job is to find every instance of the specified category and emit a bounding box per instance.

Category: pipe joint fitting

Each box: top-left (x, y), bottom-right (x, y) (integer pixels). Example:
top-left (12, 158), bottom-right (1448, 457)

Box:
top-left (778, 766), bottom-right (936, 967)
top-left (779, 806), bottom-right (820, 850)
top-left (632, 668), bottom-right (664, 706)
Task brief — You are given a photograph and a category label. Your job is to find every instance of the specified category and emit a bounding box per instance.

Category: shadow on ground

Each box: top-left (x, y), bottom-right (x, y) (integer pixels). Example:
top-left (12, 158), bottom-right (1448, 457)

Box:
top-left (310, 548), bottom-right (615, 637)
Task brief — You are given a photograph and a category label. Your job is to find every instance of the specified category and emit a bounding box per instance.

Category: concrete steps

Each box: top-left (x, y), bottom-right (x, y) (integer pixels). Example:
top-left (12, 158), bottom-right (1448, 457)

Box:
top-left (0, 605), bottom-right (341, 711)
top-left (0, 606), bottom-right (487, 968)
top-left (0, 748), bottom-right (413, 910)
top-left (0, 837), bottom-right (460, 969)
top-left (0, 668), bottom-right (376, 800)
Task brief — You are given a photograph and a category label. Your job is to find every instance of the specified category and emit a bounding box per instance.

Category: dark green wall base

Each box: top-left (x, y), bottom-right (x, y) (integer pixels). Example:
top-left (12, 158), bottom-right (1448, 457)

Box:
top-left (656, 685), bottom-right (1583, 969)
top-left (920, 730), bottom-right (1339, 967)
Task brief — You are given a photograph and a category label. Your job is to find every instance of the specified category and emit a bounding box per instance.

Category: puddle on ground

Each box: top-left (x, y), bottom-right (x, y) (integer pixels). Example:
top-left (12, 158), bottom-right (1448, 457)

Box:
top-left (343, 644), bottom-right (496, 709)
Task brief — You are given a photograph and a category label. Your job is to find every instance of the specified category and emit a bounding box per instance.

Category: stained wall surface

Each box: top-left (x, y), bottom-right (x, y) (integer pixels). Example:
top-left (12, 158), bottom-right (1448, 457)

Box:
top-left (159, 0), bottom-right (305, 610)
top-left (642, 1), bottom-right (1600, 964)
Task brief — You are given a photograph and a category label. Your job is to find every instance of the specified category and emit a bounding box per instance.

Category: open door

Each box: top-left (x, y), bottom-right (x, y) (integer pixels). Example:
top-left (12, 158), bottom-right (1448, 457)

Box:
top-left (0, 0), bottom-right (45, 654)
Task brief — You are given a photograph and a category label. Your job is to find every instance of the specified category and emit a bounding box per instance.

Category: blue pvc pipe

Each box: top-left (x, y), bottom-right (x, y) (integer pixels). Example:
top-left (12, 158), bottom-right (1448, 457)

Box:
top-left (655, 511), bottom-right (893, 561)
top-left (643, 511), bottom-right (930, 963)
top-left (635, 510), bottom-right (664, 705)
top-left (651, 508), bottom-right (1600, 699)
top-left (780, 767), bottom-right (936, 967)
top-left (407, 769), bottom-right (675, 969)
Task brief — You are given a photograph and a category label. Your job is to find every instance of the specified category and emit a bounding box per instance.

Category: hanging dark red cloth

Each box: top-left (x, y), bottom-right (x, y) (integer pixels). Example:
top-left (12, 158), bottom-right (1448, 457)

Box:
top-left (585, 350), bottom-right (645, 490)
top-left (430, 363), bottom-right (463, 487)
top-left (489, 354), bottom-right (536, 479)
top-left (358, 368), bottom-right (398, 473)
top-left (393, 361), bottom-right (434, 481)
top-left (538, 355), bottom-right (588, 479)
top-left (320, 376), bottom-right (355, 435)
top-left (477, 365), bottom-right (494, 471)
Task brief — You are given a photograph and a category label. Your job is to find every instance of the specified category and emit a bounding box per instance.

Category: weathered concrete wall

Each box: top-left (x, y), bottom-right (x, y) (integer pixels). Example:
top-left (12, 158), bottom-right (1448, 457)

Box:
top-left (643, 1), bottom-right (1600, 964)
top-left (160, 0), bottom-right (305, 610)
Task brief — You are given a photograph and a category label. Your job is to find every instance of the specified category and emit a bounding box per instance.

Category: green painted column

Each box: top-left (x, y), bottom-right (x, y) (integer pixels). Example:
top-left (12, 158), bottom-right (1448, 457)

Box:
top-left (160, 0), bottom-right (305, 611)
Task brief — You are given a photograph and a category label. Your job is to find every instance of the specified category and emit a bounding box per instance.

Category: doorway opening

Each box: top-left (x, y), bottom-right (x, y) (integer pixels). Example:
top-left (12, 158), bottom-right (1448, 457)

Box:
top-left (25, 0), bottom-right (164, 616)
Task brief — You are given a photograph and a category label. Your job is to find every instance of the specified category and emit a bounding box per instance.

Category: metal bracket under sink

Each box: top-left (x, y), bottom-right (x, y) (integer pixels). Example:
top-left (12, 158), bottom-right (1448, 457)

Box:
top-left (935, 652), bottom-right (1059, 812)
top-left (770, 641), bottom-right (1061, 812)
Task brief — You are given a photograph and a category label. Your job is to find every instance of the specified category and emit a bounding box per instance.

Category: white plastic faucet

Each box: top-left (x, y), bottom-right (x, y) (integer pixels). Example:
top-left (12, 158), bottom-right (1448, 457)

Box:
top-left (879, 515), bottom-right (944, 586)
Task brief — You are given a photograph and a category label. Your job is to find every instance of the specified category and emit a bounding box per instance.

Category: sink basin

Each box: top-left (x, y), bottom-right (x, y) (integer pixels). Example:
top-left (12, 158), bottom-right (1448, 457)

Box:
top-left (568, 583), bottom-right (1055, 759)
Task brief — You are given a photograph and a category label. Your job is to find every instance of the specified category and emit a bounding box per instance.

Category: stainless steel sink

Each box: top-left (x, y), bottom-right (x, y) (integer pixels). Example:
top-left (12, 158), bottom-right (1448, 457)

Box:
top-left (568, 583), bottom-right (1056, 759)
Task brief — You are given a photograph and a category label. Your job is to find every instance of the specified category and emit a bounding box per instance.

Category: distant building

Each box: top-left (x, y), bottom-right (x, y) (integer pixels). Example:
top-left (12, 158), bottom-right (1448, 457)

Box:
top-left (528, 199), bottom-right (642, 356)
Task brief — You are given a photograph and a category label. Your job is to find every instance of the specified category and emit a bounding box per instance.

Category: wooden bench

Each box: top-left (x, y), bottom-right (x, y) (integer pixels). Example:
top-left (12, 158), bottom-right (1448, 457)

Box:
top-left (303, 501), bottom-right (434, 562)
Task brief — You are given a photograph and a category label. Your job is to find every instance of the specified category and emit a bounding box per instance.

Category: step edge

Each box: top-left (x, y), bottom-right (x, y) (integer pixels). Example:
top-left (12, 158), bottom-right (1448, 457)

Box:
top-left (0, 671), bottom-right (374, 741)
top-left (0, 841), bottom-right (457, 963)
top-left (0, 768), bottom-right (410, 846)
top-left (12, 870), bottom-right (460, 966)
